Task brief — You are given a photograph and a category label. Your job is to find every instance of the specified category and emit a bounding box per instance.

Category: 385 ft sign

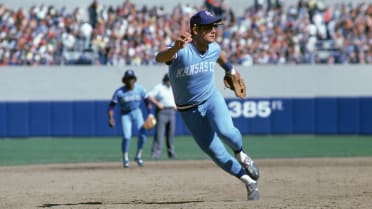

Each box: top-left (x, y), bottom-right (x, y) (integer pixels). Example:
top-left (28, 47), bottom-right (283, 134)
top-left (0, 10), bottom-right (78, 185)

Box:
top-left (228, 100), bottom-right (283, 118)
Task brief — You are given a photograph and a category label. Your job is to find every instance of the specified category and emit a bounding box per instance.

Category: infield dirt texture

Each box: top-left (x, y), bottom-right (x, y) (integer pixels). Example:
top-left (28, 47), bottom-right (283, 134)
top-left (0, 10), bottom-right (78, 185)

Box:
top-left (1, 158), bottom-right (372, 209)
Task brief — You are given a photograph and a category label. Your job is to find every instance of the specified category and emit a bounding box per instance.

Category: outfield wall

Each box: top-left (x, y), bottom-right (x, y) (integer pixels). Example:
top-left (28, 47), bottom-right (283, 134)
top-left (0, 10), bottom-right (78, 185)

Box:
top-left (1, 98), bottom-right (371, 137)
top-left (2, 65), bottom-right (372, 100)
top-left (1, 65), bottom-right (372, 137)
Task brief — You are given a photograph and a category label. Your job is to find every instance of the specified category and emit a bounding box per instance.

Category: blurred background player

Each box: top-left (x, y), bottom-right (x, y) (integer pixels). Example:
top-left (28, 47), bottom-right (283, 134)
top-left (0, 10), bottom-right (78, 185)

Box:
top-left (107, 69), bottom-right (161, 168)
top-left (155, 11), bottom-right (260, 200)
top-left (149, 73), bottom-right (177, 160)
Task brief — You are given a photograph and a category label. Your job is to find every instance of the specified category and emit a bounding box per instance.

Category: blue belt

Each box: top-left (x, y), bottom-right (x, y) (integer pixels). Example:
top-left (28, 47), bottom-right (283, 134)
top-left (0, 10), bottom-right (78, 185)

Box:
top-left (121, 108), bottom-right (136, 114)
top-left (177, 100), bottom-right (206, 112)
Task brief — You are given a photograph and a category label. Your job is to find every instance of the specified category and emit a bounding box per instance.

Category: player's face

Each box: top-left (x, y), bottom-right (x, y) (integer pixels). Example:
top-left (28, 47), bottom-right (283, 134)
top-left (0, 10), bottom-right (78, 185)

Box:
top-left (197, 24), bottom-right (218, 43)
top-left (124, 77), bottom-right (136, 89)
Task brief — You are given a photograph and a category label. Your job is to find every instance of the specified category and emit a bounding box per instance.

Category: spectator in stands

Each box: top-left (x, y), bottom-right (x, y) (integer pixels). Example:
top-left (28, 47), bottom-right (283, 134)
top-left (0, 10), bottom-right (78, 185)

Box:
top-left (1, 0), bottom-right (372, 66)
top-left (88, 0), bottom-right (99, 28)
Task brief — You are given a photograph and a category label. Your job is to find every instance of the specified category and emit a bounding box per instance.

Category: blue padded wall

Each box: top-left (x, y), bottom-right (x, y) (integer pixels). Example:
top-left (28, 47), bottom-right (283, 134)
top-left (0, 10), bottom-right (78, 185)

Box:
top-left (73, 101), bottom-right (95, 136)
top-left (315, 98), bottom-right (338, 134)
top-left (0, 103), bottom-right (7, 137)
top-left (270, 99), bottom-right (293, 134)
top-left (293, 99), bottom-right (315, 134)
top-left (247, 116), bottom-right (271, 134)
top-left (94, 101), bottom-right (116, 136)
top-left (6, 102), bottom-right (29, 137)
top-left (29, 102), bottom-right (51, 136)
top-left (1, 97), bottom-right (372, 137)
top-left (338, 98), bottom-right (360, 134)
top-left (51, 102), bottom-right (73, 136)
top-left (234, 116), bottom-right (249, 135)
top-left (360, 98), bottom-right (372, 135)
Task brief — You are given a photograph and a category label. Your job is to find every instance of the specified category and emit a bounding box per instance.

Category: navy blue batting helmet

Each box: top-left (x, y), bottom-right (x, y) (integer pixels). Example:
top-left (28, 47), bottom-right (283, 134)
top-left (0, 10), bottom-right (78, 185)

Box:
top-left (190, 10), bottom-right (222, 29)
top-left (122, 69), bottom-right (137, 83)
top-left (123, 69), bottom-right (136, 79)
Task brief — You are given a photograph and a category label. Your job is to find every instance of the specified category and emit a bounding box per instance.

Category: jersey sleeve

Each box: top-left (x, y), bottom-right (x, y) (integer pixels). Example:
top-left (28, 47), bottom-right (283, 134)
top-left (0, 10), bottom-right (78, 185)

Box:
top-left (166, 42), bottom-right (180, 65)
top-left (111, 89), bottom-right (119, 103)
top-left (139, 85), bottom-right (149, 99)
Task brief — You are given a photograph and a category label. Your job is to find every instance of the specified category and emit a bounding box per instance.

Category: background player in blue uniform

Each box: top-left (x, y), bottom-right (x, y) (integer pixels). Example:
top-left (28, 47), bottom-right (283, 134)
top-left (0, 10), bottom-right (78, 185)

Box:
top-left (108, 70), bottom-right (161, 168)
top-left (155, 11), bottom-right (260, 200)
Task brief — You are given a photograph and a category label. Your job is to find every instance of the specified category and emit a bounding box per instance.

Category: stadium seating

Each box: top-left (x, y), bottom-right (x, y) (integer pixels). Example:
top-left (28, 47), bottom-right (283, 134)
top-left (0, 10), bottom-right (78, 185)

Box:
top-left (1, 0), bottom-right (371, 66)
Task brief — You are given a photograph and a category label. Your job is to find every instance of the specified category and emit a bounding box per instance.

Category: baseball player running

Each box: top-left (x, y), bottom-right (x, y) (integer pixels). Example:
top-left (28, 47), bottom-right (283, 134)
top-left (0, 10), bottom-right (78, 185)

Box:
top-left (108, 69), bottom-right (161, 168)
top-left (155, 11), bottom-right (260, 200)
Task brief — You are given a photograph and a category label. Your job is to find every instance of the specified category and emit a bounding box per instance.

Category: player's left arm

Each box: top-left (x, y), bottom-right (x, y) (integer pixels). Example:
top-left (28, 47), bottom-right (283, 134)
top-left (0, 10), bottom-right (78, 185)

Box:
top-left (143, 97), bottom-right (152, 113)
top-left (107, 101), bottom-right (116, 128)
top-left (143, 96), bottom-right (159, 130)
top-left (217, 51), bottom-right (246, 99)
top-left (217, 51), bottom-right (236, 74)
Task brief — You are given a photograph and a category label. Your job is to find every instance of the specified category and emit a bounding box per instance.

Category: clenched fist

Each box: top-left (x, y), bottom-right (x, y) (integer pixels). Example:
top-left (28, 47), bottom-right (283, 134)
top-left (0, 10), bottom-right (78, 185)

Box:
top-left (173, 32), bottom-right (192, 50)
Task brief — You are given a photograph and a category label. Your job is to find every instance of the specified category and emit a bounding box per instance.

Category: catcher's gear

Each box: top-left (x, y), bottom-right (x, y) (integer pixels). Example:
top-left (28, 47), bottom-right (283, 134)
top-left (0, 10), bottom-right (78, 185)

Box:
top-left (223, 72), bottom-right (246, 99)
top-left (143, 114), bottom-right (157, 130)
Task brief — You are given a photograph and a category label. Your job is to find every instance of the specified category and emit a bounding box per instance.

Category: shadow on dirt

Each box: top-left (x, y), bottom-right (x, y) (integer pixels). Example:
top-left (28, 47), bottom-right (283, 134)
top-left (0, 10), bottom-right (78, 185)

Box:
top-left (38, 200), bottom-right (204, 208)
top-left (39, 202), bottom-right (102, 208)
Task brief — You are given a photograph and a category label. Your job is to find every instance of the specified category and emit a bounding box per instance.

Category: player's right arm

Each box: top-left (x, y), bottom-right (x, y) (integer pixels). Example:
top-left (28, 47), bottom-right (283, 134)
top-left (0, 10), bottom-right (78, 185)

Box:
top-left (155, 32), bottom-right (192, 63)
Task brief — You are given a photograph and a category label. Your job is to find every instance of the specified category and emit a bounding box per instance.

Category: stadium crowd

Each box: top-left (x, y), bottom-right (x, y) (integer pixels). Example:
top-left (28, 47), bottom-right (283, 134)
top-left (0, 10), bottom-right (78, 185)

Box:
top-left (0, 0), bottom-right (372, 66)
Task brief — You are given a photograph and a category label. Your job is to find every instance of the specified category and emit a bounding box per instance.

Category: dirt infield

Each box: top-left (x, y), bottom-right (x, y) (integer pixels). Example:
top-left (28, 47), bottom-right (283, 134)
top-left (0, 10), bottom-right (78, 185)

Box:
top-left (1, 158), bottom-right (372, 209)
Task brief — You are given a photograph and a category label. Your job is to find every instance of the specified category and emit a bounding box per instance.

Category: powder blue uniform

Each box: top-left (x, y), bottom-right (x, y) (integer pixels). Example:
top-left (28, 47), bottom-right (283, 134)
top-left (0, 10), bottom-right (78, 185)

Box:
top-left (168, 42), bottom-right (244, 177)
top-left (111, 84), bottom-right (148, 154)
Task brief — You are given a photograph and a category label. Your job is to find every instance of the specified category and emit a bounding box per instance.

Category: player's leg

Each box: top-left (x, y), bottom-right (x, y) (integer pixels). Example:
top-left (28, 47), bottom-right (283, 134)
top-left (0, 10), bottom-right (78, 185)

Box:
top-left (207, 91), bottom-right (260, 181)
top-left (151, 110), bottom-right (166, 159)
top-left (207, 91), bottom-right (242, 150)
top-left (166, 109), bottom-right (176, 158)
top-left (121, 114), bottom-right (132, 168)
top-left (205, 92), bottom-right (260, 200)
top-left (179, 107), bottom-right (243, 177)
top-left (133, 109), bottom-right (146, 166)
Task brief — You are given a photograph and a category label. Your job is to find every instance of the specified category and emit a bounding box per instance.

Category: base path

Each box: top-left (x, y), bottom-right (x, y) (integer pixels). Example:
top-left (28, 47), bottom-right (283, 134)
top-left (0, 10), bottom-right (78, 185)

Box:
top-left (1, 158), bottom-right (372, 209)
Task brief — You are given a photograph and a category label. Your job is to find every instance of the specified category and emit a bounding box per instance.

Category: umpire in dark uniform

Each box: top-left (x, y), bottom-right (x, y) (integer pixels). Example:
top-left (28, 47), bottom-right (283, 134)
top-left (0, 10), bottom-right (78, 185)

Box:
top-left (149, 74), bottom-right (177, 159)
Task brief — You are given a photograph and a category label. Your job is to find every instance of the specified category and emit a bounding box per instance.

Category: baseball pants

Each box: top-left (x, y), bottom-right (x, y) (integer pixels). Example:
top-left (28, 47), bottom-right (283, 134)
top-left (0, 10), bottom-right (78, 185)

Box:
top-left (179, 90), bottom-right (244, 176)
top-left (120, 108), bottom-right (146, 153)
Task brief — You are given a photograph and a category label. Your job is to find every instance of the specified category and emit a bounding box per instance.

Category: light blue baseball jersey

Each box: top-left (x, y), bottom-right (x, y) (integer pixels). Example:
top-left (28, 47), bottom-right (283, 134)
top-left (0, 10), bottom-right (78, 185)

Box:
top-left (111, 84), bottom-right (148, 113)
top-left (168, 42), bottom-right (220, 106)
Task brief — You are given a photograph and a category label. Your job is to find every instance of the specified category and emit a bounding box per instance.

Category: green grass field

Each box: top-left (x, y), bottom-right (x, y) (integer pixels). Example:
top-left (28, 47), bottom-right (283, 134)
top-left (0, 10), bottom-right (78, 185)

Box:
top-left (1, 135), bottom-right (372, 166)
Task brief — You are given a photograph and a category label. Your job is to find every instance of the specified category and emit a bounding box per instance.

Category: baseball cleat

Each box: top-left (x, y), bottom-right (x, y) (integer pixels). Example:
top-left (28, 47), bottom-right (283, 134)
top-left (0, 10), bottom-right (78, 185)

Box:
top-left (123, 160), bottom-right (130, 168)
top-left (246, 182), bottom-right (260, 201)
top-left (236, 154), bottom-right (260, 180)
top-left (134, 157), bottom-right (144, 167)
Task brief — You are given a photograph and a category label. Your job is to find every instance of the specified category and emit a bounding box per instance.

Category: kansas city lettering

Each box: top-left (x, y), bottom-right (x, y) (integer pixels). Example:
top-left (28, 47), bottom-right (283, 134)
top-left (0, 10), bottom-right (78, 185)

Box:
top-left (176, 62), bottom-right (215, 77)
top-left (119, 95), bottom-right (141, 103)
